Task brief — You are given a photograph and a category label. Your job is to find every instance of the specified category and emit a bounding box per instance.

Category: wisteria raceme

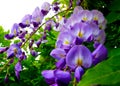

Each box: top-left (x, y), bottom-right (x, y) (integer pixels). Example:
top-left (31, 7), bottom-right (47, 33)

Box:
top-left (43, 5), bottom-right (108, 86)
top-left (0, 1), bottom-right (52, 81)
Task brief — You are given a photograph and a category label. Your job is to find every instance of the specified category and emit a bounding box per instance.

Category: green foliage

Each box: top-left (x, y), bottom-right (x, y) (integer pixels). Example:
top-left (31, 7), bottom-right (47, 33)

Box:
top-left (108, 0), bottom-right (120, 11)
top-left (78, 48), bottom-right (120, 86)
top-left (0, 26), bottom-right (11, 46)
top-left (106, 12), bottom-right (120, 24)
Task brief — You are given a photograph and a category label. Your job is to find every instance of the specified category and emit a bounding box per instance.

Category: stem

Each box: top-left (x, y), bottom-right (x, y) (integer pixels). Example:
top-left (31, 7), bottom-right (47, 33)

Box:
top-left (0, 59), bottom-right (11, 74)
top-left (73, 78), bottom-right (77, 86)
top-left (21, 8), bottom-right (72, 48)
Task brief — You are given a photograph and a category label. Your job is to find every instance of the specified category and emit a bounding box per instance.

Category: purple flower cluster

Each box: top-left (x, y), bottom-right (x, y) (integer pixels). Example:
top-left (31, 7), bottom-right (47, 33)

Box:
top-left (42, 6), bottom-right (108, 85)
top-left (0, 2), bottom-right (53, 80)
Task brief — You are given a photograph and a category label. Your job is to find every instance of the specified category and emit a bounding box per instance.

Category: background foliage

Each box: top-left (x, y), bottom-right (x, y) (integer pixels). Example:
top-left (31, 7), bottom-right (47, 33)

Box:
top-left (0, 0), bottom-right (120, 86)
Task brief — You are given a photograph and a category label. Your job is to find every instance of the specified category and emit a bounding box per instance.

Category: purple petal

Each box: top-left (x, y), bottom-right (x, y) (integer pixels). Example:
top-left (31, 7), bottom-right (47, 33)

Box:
top-left (11, 23), bottom-right (20, 36)
top-left (31, 7), bottom-right (44, 27)
top-left (71, 22), bottom-right (93, 42)
top-left (54, 70), bottom-right (71, 85)
top-left (91, 10), bottom-right (105, 24)
top-left (92, 44), bottom-right (108, 65)
top-left (75, 66), bottom-right (84, 82)
top-left (19, 14), bottom-right (31, 28)
top-left (41, 2), bottom-right (50, 15)
top-left (29, 39), bottom-right (34, 48)
top-left (66, 45), bottom-right (92, 68)
top-left (80, 10), bottom-right (93, 22)
top-left (73, 6), bottom-right (83, 14)
top-left (15, 62), bottom-right (22, 72)
top-left (19, 52), bottom-right (26, 60)
top-left (94, 30), bottom-right (106, 44)
top-left (4, 74), bottom-right (9, 83)
top-left (56, 31), bottom-right (75, 49)
top-left (18, 31), bottom-right (27, 39)
top-left (42, 70), bottom-right (55, 85)
top-left (0, 47), bottom-right (8, 53)
top-left (56, 58), bottom-right (66, 69)
top-left (36, 39), bottom-right (42, 47)
top-left (50, 48), bottom-right (66, 60)
top-left (50, 83), bottom-right (58, 86)
top-left (30, 50), bottom-right (38, 57)
top-left (15, 70), bottom-right (20, 79)
top-left (5, 34), bottom-right (14, 40)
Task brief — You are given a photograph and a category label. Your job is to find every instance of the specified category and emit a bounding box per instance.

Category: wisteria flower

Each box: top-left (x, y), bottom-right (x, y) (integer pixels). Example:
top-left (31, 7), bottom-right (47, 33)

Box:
top-left (71, 22), bottom-right (93, 43)
top-left (41, 2), bottom-right (51, 16)
top-left (56, 31), bottom-right (75, 50)
top-left (7, 44), bottom-right (22, 59)
top-left (5, 23), bottom-right (20, 39)
top-left (31, 7), bottom-right (44, 27)
top-left (15, 62), bottom-right (22, 79)
top-left (42, 70), bottom-right (71, 86)
top-left (66, 45), bottom-right (92, 82)
top-left (19, 14), bottom-right (32, 28)
top-left (92, 44), bottom-right (108, 65)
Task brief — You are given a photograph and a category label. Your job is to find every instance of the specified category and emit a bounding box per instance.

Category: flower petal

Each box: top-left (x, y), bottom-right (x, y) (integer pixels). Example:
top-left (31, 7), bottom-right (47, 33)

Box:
top-left (92, 44), bottom-right (108, 65)
top-left (66, 45), bottom-right (92, 68)
top-left (54, 70), bottom-right (71, 86)
top-left (42, 70), bottom-right (55, 85)
top-left (50, 48), bottom-right (66, 60)
top-left (74, 66), bottom-right (84, 82)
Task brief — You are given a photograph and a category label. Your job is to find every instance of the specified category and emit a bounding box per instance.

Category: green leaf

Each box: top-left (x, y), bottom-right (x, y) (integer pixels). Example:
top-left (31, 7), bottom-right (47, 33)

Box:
top-left (78, 55), bottom-right (120, 86)
top-left (108, 48), bottom-right (120, 58)
top-left (106, 12), bottom-right (120, 24)
top-left (108, 0), bottom-right (120, 11)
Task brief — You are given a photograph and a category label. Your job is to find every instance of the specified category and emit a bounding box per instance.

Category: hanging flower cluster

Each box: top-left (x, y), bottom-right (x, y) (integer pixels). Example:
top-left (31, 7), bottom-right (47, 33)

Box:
top-left (0, 2), bottom-right (59, 80)
top-left (42, 6), bottom-right (108, 86)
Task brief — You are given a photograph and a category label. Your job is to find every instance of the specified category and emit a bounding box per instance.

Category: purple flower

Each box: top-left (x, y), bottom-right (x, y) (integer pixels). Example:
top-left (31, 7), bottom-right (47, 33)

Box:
top-left (5, 34), bottom-right (14, 40)
top-left (5, 23), bottom-right (20, 39)
top-left (55, 58), bottom-right (66, 69)
top-left (66, 45), bottom-right (92, 82)
top-left (29, 39), bottom-right (34, 48)
top-left (19, 14), bottom-right (32, 28)
top-left (71, 22), bottom-right (92, 43)
top-left (42, 70), bottom-right (71, 86)
top-left (50, 48), bottom-right (66, 60)
top-left (18, 30), bottom-right (27, 39)
top-left (56, 31), bottom-right (75, 50)
top-left (4, 74), bottom-right (9, 83)
top-left (94, 30), bottom-right (106, 44)
top-left (73, 6), bottom-right (83, 15)
top-left (80, 10), bottom-right (93, 22)
top-left (92, 44), bottom-right (108, 65)
top-left (76, 0), bottom-right (81, 6)
top-left (7, 44), bottom-right (22, 59)
top-left (42, 70), bottom-right (55, 85)
top-left (41, 2), bottom-right (50, 16)
top-left (75, 66), bottom-right (84, 82)
top-left (0, 47), bottom-right (8, 53)
top-left (30, 49), bottom-right (38, 57)
top-left (66, 45), bottom-right (92, 69)
top-left (31, 7), bottom-right (44, 27)
top-left (15, 62), bottom-right (22, 79)
top-left (54, 70), bottom-right (71, 86)
top-left (52, 2), bottom-right (59, 12)
top-left (99, 19), bottom-right (107, 30)
top-left (45, 20), bottom-right (55, 31)
top-left (36, 38), bottom-right (42, 47)
top-left (11, 23), bottom-right (20, 36)
top-left (19, 52), bottom-right (26, 61)
top-left (91, 10), bottom-right (105, 24)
